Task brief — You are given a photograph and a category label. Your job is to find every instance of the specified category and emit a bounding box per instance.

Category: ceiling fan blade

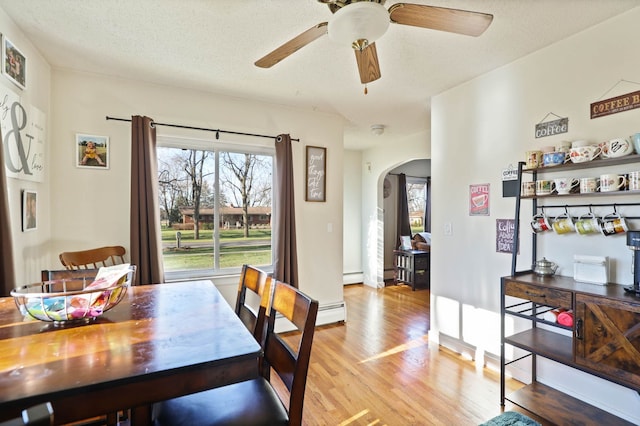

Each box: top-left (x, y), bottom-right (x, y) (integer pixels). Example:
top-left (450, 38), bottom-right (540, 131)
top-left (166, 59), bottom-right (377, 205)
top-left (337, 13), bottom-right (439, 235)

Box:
top-left (354, 43), bottom-right (381, 84)
top-left (388, 3), bottom-right (493, 37)
top-left (255, 22), bottom-right (328, 68)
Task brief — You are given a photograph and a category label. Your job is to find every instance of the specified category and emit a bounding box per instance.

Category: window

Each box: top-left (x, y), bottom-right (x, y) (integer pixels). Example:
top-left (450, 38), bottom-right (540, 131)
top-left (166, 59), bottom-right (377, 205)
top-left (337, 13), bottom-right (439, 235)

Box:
top-left (157, 136), bottom-right (274, 279)
top-left (406, 177), bottom-right (427, 235)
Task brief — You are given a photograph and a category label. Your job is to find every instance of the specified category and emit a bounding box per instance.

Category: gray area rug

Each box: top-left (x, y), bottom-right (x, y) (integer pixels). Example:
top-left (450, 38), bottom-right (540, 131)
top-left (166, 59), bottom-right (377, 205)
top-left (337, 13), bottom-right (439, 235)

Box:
top-left (480, 411), bottom-right (542, 426)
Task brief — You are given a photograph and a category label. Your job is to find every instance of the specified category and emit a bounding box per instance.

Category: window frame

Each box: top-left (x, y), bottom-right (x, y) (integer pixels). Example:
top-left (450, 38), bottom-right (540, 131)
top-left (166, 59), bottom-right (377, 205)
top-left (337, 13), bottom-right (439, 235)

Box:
top-left (157, 135), bottom-right (275, 281)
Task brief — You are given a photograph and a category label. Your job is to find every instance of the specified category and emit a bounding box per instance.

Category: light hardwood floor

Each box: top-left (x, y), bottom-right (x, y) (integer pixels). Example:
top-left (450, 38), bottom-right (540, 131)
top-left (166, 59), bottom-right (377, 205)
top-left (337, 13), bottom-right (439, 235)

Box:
top-left (300, 284), bottom-right (534, 426)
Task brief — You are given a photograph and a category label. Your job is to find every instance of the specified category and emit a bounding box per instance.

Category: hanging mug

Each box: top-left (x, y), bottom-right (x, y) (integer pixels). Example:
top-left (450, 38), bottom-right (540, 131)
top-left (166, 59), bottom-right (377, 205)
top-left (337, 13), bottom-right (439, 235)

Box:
top-left (552, 212), bottom-right (575, 235)
top-left (600, 213), bottom-right (628, 237)
top-left (531, 213), bottom-right (552, 233)
top-left (575, 212), bottom-right (600, 236)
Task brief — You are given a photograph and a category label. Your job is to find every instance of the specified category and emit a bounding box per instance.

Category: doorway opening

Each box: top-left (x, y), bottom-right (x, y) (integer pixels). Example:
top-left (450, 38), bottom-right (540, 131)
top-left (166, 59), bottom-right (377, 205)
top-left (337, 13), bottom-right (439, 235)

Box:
top-left (382, 159), bottom-right (431, 285)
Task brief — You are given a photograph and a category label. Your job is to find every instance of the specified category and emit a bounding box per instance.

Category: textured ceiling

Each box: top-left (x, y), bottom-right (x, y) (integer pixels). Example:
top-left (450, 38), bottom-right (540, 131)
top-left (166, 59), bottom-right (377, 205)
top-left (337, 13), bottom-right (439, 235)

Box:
top-left (0, 1), bottom-right (637, 149)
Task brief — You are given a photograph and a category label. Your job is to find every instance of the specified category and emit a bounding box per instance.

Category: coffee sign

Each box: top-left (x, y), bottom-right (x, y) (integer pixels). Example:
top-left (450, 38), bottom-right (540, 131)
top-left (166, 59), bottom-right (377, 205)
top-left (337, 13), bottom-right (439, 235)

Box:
top-left (496, 219), bottom-right (517, 254)
top-left (535, 117), bottom-right (568, 138)
top-left (469, 183), bottom-right (489, 216)
top-left (591, 90), bottom-right (640, 119)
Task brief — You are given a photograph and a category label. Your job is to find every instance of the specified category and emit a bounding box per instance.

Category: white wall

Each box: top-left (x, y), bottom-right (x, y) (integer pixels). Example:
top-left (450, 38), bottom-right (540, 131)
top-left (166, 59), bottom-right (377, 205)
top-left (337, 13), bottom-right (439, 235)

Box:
top-left (0, 7), bottom-right (52, 288)
top-left (343, 149), bottom-right (363, 284)
top-left (431, 7), bottom-right (640, 422)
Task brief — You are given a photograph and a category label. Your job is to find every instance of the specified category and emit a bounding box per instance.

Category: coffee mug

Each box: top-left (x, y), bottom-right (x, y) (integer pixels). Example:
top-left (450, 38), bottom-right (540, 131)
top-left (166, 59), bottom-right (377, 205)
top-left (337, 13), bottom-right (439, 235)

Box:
top-left (629, 171), bottom-right (640, 191)
top-left (570, 145), bottom-right (601, 163)
top-left (521, 181), bottom-right (536, 197)
top-left (629, 133), bottom-right (640, 154)
top-left (535, 180), bottom-right (555, 196)
top-left (552, 212), bottom-right (575, 235)
top-left (531, 213), bottom-right (551, 233)
top-left (601, 138), bottom-right (634, 158)
top-left (600, 213), bottom-right (628, 237)
top-left (526, 150), bottom-right (542, 169)
top-left (575, 213), bottom-right (600, 235)
top-left (543, 151), bottom-right (567, 167)
top-left (600, 173), bottom-right (626, 192)
top-left (579, 177), bottom-right (600, 194)
top-left (553, 177), bottom-right (579, 195)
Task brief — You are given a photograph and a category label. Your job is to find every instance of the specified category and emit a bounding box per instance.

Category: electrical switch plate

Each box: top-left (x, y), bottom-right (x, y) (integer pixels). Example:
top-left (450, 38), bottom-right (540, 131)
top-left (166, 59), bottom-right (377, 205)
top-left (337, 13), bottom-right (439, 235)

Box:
top-left (444, 222), bottom-right (453, 236)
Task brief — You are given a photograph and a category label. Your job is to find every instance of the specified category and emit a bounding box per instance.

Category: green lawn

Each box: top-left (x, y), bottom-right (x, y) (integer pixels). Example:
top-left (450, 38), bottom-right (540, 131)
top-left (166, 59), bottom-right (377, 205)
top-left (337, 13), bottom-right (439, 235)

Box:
top-left (161, 226), bottom-right (271, 271)
top-left (161, 228), bottom-right (271, 241)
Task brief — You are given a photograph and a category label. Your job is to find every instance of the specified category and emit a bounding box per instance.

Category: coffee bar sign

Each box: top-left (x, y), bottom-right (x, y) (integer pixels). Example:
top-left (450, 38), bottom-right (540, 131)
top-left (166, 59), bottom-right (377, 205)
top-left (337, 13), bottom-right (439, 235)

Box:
top-left (591, 90), bottom-right (640, 119)
top-left (535, 117), bottom-right (568, 138)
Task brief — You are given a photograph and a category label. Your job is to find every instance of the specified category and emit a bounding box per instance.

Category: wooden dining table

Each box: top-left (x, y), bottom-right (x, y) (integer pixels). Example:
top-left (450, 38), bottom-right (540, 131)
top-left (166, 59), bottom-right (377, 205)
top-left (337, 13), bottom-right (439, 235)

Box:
top-left (0, 280), bottom-right (261, 425)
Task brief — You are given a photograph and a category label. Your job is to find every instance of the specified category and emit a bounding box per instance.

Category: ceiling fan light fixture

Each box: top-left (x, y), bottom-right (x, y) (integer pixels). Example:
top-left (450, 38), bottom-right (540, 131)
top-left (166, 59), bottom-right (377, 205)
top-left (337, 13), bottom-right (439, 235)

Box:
top-left (328, 2), bottom-right (390, 49)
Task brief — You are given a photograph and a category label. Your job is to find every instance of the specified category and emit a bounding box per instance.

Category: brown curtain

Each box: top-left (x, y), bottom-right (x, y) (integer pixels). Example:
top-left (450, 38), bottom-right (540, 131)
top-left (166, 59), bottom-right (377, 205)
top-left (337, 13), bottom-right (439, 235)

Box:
top-left (273, 134), bottom-right (298, 288)
top-left (130, 116), bottom-right (164, 285)
top-left (0, 129), bottom-right (15, 296)
top-left (397, 173), bottom-right (411, 248)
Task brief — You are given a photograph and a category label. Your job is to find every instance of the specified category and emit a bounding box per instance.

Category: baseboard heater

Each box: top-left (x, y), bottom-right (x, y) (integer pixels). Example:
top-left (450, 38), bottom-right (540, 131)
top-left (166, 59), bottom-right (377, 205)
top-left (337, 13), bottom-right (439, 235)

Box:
top-left (275, 301), bottom-right (346, 332)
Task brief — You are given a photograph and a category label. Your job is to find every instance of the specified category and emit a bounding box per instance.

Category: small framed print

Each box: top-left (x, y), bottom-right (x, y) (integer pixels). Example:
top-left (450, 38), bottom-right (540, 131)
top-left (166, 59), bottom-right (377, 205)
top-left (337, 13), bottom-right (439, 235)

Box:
top-left (305, 145), bottom-right (326, 202)
top-left (76, 133), bottom-right (109, 169)
top-left (3, 37), bottom-right (26, 90)
top-left (22, 190), bottom-right (37, 232)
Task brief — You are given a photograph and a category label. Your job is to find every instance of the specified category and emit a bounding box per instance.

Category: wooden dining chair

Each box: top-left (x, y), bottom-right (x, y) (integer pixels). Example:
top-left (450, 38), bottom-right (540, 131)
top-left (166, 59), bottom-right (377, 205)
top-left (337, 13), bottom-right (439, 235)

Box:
top-left (235, 264), bottom-right (272, 342)
top-left (153, 281), bottom-right (319, 426)
top-left (59, 246), bottom-right (126, 270)
top-left (0, 402), bottom-right (53, 426)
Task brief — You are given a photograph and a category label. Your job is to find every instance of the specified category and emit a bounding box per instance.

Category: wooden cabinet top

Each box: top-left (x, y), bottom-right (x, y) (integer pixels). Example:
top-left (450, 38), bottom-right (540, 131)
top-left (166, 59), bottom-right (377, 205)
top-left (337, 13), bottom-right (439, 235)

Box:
top-left (502, 273), bottom-right (639, 302)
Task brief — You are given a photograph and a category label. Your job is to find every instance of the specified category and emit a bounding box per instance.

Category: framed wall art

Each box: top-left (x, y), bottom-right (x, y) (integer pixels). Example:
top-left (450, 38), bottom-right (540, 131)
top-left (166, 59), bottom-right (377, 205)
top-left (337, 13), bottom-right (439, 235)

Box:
top-left (3, 37), bottom-right (26, 90)
top-left (22, 190), bottom-right (37, 232)
top-left (469, 183), bottom-right (490, 216)
top-left (305, 145), bottom-right (326, 202)
top-left (76, 133), bottom-right (109, 169)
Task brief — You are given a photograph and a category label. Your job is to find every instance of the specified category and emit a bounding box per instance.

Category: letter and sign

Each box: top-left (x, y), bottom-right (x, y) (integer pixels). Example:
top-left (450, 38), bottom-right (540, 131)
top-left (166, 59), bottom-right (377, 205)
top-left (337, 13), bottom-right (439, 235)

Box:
top-left (591, 90), bottom-right (640, 119)
top-left (535, 117), bottom-right (568, 138)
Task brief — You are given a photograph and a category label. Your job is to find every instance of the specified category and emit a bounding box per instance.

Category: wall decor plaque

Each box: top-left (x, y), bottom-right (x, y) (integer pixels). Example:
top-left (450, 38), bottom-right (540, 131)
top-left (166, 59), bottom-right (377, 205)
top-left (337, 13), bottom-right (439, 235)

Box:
top-left (305, 145), bottom-right (326, 202)
top-left (535, 117), bottom-right (568, 138)
top-left (591, 90), bottom-right (640, 119)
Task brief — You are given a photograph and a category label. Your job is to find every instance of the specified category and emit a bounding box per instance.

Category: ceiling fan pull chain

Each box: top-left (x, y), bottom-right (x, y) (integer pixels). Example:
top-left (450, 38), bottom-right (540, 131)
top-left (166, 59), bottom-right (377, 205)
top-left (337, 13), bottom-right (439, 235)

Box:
top-left (364, 84), bottom-right (368, 95)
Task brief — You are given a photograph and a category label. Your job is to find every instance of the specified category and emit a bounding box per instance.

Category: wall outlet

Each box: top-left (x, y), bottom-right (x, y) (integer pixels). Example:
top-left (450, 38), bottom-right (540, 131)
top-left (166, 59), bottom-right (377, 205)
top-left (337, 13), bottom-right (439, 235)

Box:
top-left (444, 222), bottom-right (453, 236)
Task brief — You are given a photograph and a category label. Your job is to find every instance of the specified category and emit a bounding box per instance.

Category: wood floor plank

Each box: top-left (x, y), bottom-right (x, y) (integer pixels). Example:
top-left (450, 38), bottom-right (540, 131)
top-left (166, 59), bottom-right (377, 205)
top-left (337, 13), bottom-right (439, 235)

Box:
top-left (298, 284), bottom-right (535, 426)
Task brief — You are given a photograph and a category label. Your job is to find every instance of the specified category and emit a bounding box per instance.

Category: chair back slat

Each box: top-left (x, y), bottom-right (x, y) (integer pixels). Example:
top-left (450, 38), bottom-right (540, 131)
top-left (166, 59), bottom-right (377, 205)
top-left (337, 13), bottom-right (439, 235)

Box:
top-left (262, 281), bottom-right (318, 425)
top-left (59, 246), bottom-right (126, 270)
top-left (235, 264), bottom-right (271, 342)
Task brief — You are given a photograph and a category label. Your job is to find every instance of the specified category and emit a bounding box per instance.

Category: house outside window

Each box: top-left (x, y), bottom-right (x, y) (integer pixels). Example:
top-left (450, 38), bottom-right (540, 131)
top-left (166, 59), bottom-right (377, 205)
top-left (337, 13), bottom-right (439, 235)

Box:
top-left (157, 136), bottom-right (274, 280)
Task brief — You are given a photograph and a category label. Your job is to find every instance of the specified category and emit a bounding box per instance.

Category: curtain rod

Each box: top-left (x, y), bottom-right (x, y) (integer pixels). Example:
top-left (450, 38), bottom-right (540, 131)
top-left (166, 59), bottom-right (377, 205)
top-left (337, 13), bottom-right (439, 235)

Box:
top-left (105, 116), bottom-right (299, 142)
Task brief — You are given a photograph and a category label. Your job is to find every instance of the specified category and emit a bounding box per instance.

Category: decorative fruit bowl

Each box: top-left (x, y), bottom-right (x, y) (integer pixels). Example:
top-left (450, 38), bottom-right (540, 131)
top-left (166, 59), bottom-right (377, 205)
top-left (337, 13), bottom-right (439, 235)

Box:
top-left (11, 265), bottom-right (134, 326)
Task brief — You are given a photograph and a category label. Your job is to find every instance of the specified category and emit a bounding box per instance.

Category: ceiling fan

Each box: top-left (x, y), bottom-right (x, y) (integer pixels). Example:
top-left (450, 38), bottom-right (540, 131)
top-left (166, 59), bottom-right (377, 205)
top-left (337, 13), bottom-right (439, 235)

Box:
top-left (255, 0), bottom-right (493, 92)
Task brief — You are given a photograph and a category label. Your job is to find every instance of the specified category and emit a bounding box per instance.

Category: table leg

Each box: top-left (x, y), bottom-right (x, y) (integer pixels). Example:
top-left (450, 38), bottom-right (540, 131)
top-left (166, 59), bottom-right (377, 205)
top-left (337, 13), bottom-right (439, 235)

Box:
top-left (130, 405), bottom-right (152, 426)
